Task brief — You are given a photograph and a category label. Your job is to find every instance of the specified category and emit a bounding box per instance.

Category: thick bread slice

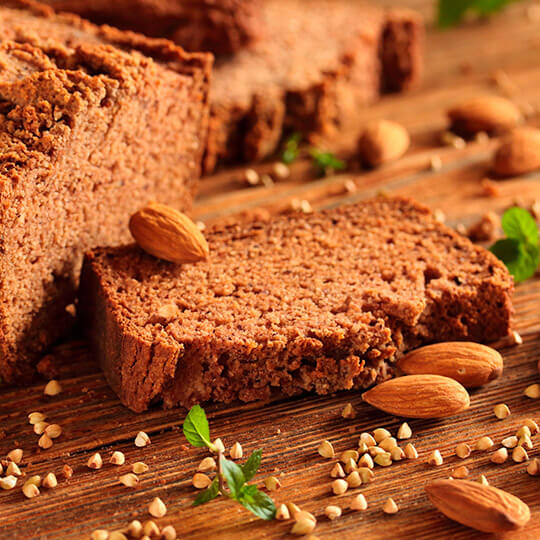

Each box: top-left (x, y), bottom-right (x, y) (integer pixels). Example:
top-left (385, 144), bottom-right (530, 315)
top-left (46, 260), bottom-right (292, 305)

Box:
top-left (79, 197), bottom-right (513, 412)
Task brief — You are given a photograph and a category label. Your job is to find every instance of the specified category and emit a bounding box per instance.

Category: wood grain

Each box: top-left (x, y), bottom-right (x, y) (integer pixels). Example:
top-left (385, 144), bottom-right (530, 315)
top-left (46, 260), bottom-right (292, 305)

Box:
top-left (1, 1), bottom-right (540, 538)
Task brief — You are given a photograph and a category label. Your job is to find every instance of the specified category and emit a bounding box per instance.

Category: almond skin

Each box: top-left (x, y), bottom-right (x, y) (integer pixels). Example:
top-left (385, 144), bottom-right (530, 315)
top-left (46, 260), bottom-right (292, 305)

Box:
top-left (358, 120), bottom-right (410, 167)
top-left (129, 202), bottom-right (209, 264)
top-left (493, 127), bottom-right (540, 177)
top-left (362, 374), bottom-right (470, 418)
top-left (425, 479), bottom-right (530, 533)
top-left (397, 342), bottom-right (503, 388)
top-left (448, 95), bottom-right (522, 136)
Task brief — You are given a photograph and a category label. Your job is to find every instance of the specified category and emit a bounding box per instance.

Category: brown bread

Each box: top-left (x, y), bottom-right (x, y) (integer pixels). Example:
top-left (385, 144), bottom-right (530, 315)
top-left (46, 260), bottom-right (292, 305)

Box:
top-left (79, 197), bottom-right (513, 412)
top-left (39, 0), bottom-right (423, 170)
top-left (0, 0), bottom-right (212, 382)
top-left (205, 2), bottom-right (423, 170)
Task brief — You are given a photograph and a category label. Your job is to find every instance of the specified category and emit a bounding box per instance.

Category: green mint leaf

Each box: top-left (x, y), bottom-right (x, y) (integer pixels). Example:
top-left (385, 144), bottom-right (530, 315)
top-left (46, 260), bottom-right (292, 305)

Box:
top-left (472, 0), bottom-right (513, 16)
top-left (437, 0), bottom-right (473, 27)
top-left (282, 149), bottom-right (297, 164)
top-left (221, 458), bottom-right (246, 499)
top-left (437, 0), bottom-right (514, 28)
top-left (282, 133), bottom-right (302, 164)
top-left (490, 238), bottom-right (539, 283)
top-left (182, 405), bottom-right (213, 448)
top-left (193, 478), bottom-right (220, 506)
top-left (241, 450), bottom-right (262, 482)
top-left (517, 242), bottom-right (539, 282)
top-left (310, 148), bottom-right (346, 175)
top-left (238, 486), bottom-right (276, 520)
top-left (501, 207), bottom-right (539, 247)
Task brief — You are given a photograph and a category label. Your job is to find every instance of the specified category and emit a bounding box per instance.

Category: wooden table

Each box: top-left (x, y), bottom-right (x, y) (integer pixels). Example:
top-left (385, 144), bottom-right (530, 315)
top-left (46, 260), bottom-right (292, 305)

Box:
top-left (1, 1), bottom-right (540, 538)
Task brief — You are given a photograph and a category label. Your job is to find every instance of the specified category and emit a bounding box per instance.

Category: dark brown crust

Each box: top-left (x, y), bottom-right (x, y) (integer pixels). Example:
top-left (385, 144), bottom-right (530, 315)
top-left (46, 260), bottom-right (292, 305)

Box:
top-left (0, 0), bottom-right (212, 383)
top-left (0, 0), bottom-right (213, 76)
top-left (79, 197), bottom-right (513, 412)
top-left (381, 9), bottom-right (424, 93)
top-left (42, 0), bottom-right (263, 55)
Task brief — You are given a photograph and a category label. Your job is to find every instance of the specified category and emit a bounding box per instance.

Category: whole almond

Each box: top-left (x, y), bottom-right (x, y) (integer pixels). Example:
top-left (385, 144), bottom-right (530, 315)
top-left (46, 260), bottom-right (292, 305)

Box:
top-left (397, 342), bottom-right (503, 387)
top-left (448, 95), bottom-right (521, 136)
top-left (493, 127), bottom-right (540, 177)
top-left (358, 120), bottom-right (410, 167)
top-left (362, 375), bottom-right (470, 418)
top-left (425, 479), bottom-right (530, 533)
top-left (129, 202), bottom-right (209, 264)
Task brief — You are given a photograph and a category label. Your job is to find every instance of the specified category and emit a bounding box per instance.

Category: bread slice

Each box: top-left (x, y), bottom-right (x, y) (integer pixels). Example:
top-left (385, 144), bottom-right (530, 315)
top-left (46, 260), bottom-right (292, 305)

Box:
top-left (205, 1), bottom-right (423, 170)
top-left (79, 197), bottom-right (513, 412)
top-left (0, 0), bottom-right (212, 383)
top-left (41, 0), bottom-right (263, 55)
top-left (38, 0), bottom-right (422, 171)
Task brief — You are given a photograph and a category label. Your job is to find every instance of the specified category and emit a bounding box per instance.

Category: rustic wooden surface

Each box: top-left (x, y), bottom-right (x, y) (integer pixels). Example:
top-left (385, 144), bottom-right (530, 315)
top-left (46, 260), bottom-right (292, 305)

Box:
top-left (1, 1), bottom-right (540, 538)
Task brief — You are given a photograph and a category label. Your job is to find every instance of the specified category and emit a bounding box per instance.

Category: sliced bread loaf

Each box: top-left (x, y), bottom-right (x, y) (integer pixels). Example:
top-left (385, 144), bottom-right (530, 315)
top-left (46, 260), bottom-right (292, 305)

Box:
top-left (37, 0), bottom-right (423, 170)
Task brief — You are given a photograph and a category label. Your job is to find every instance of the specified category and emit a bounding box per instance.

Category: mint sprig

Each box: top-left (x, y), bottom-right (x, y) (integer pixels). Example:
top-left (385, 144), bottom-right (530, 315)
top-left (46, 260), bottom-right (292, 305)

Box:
top-left (310, 148), bottom-right (346, 176)
top-left (282, 133), bottom-right (302, 164)
top-left (490, 207), bottom-right (539, 283)
top-left (182, 406), bottom-right (276, 520)
top-left (438, 0), bottom-right (516, 28)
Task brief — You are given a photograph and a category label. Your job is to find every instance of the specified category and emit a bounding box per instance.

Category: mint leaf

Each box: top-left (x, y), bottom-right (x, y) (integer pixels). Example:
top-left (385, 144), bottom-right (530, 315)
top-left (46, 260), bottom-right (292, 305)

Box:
top-left (516, 242), bottom-right (539, 282)
top-left (282, 133), bottom-right (302, 164)
top-left (502, 207), bottom-right (539, 246)
top-left (193, 478), bottom-right (220, 506)
top-left (438, 0), bottom-right (515, 27)
top-left (490, 208), bottom-right (539, 282)
top-left (221, 458), bottom-right (245, 499)
top-left (238, 486), bottom-right (277, 521)
top-left (473, 0), bottom-right (513, 15)
top-left (241, 450), bottom-right (262, 482)
top-left (437, 0), bottom-right (473, 27)
top-left (310, 148), bottom-right (346, 175)
top-left (183, 405), bottom-right (212, 448)
top-left (490, 238), bottom-right (539, 283)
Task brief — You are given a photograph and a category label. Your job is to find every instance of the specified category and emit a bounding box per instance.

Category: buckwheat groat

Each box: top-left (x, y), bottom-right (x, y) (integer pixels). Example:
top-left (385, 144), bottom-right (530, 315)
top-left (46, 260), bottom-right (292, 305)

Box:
top-left (0, 0), bottom-right (211, 383)
top-left (79, 197), bottom-right (513, 412)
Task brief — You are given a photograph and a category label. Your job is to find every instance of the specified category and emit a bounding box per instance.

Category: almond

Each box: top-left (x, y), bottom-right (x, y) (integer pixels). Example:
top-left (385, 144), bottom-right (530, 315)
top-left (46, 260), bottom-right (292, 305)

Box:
top-left (397, 342), bottom-right (503, 387)
top-left (448, 95), bottom-right (521, 136)
top-left (425, 479), bottom-right (530, 533)
top-left (362, 375), bottom-right (470, 418)
top-left (493, 127), bottom-right (540, 177)
top-left (358, 120), bottom-right (410, 167)
top-left (129, 202), bottom-right (209, 264)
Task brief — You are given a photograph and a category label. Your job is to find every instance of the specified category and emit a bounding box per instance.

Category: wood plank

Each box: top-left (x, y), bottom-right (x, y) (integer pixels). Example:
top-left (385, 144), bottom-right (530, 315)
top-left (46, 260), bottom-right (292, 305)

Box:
top-left (1, 1), bottom-right (540, 538)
